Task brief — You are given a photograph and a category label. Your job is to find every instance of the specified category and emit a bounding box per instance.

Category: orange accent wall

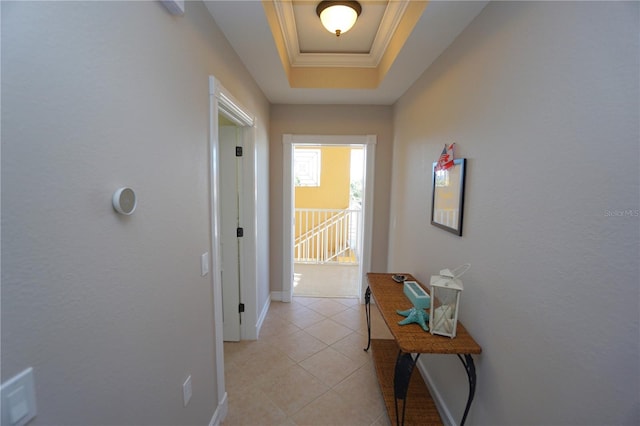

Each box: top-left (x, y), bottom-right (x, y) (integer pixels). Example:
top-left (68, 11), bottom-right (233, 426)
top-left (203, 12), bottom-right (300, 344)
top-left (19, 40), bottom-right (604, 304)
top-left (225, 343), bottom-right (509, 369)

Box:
top-left (295, 146), bottom-right (351, 209)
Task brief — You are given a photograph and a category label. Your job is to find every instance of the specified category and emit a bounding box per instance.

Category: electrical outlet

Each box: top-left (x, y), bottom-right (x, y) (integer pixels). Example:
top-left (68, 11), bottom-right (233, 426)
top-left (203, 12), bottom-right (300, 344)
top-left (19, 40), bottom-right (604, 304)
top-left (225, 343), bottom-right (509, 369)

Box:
top-left (182, 375), bottom-right (192, 407)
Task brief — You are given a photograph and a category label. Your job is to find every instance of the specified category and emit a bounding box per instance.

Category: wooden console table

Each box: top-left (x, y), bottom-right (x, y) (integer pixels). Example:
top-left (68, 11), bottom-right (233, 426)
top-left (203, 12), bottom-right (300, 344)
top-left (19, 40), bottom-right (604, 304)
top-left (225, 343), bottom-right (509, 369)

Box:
top-left (364, 273), bottom-right (482, 426)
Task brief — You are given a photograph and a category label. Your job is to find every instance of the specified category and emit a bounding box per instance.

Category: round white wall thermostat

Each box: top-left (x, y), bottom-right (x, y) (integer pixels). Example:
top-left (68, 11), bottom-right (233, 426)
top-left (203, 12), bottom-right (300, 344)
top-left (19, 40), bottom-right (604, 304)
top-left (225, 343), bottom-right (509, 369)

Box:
top-left (113, 187), bottom-right (137, 215)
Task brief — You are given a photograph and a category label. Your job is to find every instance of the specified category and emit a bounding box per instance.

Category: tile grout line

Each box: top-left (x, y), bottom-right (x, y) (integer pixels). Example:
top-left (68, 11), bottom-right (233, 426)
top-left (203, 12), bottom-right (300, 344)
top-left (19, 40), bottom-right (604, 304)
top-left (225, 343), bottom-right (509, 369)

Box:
top-left (222, 297), bottom-right (391, 426)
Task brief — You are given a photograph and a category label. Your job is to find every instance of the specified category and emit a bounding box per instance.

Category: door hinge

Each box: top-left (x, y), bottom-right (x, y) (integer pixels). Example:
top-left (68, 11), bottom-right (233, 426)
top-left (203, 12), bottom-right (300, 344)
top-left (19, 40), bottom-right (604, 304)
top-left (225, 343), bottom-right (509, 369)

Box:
top-left (236, 227), bottom-right (244, 238)
top-left (239, 303), bottom-right (245, 313)
top-left (235, 146), bottom-right (243, 157)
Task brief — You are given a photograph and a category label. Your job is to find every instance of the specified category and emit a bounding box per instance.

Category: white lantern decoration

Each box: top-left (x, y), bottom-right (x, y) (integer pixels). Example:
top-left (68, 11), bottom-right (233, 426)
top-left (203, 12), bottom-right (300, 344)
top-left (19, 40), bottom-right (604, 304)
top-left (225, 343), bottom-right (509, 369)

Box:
top-left (429, 264), bottom-right (470, 338)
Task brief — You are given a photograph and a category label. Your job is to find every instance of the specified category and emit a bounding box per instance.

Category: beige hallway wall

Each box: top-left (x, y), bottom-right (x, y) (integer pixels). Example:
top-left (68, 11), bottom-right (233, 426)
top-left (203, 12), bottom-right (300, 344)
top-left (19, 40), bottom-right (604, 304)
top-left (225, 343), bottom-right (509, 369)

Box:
top-left (1, 1), bottom-right (269, 424)
top-left (389, 1), bottom-right (639, 424)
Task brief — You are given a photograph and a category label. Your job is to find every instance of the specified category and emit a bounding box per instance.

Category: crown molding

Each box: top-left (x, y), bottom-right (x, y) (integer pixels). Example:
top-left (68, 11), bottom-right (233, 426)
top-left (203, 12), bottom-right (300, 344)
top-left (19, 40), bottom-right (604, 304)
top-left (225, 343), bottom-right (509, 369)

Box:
top-left (273, 0), bottom-right (301, 66)
top-left (273, 0), bottom-right (410, 69)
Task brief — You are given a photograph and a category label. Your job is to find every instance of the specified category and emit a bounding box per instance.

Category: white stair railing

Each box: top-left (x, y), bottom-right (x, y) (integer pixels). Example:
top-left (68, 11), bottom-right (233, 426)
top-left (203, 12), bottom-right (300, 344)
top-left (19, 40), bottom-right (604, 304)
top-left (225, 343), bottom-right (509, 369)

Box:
top-left (433, 208), bottom-right (459, 228)
top-left (294, 208), bottom-right (361, 264)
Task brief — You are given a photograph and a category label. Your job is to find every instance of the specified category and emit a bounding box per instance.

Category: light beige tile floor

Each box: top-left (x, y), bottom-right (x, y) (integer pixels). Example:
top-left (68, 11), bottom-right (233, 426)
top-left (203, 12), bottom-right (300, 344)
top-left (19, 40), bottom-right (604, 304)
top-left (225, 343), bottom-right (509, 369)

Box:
top-left (293, 264), bottom-right (360, 298)
top-left (222, 297), bottom-right (394, 426)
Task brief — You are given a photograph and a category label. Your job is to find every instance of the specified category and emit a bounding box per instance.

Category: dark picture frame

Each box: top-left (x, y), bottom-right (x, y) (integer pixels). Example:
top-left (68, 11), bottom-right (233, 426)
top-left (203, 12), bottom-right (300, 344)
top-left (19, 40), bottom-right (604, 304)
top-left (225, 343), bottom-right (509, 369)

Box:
top-left (431, 158), bottom-right (466, 236)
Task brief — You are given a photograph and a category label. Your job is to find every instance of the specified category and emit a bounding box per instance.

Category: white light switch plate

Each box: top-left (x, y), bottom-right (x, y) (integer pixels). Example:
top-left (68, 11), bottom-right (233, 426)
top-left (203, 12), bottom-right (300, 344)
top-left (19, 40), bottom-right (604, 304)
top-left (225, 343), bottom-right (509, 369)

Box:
top-left (201, 252), bottom-right (209, 277)
top-left (1, 368), bottom-right (37, 426)
top-left (183, 375), bottom-right (192, 407)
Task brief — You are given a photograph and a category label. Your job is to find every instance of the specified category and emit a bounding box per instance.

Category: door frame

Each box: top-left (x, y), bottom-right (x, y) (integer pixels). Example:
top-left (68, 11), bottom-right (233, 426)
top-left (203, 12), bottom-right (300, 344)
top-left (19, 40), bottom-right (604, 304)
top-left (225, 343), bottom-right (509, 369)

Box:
top-left (208, 76), bottom-right (257, 415)
top-left (282, 134), bottom-right (376, 303)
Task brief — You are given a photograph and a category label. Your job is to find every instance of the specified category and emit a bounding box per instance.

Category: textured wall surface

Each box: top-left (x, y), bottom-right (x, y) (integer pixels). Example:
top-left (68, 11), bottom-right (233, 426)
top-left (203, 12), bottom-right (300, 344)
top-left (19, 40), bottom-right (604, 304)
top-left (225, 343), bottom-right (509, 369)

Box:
top-left (1, 1), bottom-right (269, 425)
top-left (390, 2), bottom-right (639, 424)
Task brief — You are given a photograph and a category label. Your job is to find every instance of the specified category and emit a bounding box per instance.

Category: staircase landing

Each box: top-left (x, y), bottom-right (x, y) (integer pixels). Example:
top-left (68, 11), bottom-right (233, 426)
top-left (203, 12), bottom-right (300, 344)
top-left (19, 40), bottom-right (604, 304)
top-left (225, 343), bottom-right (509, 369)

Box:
top-left (293, 263), bottom-right (360, 298)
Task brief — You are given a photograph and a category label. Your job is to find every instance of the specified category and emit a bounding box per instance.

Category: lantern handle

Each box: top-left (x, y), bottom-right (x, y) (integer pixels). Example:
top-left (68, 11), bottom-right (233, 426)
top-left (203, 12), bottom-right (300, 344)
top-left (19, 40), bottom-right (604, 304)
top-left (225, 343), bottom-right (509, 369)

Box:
top-left (449, 263), bottom-right (471, 278)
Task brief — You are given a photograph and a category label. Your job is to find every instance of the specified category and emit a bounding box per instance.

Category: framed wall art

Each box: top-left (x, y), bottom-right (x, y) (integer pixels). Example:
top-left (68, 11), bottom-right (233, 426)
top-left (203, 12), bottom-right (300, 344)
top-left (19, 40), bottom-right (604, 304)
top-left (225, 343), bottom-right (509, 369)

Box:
top-left (431, 158), bottom-right (466, 236)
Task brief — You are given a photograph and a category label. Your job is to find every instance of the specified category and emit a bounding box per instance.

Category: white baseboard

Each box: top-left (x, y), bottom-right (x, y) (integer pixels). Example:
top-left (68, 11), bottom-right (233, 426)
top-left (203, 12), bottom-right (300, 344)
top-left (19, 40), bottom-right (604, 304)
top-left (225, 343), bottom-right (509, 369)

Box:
top-left (416, 357), bottom-right (457, 426)
top-left (270, 291), bottom-right (284, 301)
top-left (256, 296), bottom-right (271, 338)
top-left (208, 392), bottom-right (228, 426)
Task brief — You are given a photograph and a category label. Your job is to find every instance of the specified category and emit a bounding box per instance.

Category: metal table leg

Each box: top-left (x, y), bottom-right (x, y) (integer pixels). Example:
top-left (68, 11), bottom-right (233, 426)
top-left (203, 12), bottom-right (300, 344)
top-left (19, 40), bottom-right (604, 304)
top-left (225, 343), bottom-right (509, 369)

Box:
top-left (394, 351), bottom-right (420, 426)
top-left (457, 354), bottom-right (477, 426)
top-left (363, 286), bottom-right (371, 352)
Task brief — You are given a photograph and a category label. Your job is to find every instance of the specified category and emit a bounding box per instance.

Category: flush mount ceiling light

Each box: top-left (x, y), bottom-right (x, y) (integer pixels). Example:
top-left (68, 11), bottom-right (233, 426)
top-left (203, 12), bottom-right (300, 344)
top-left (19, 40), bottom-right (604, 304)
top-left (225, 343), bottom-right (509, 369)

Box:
top-left (316, 1), bottom-right (362, 37)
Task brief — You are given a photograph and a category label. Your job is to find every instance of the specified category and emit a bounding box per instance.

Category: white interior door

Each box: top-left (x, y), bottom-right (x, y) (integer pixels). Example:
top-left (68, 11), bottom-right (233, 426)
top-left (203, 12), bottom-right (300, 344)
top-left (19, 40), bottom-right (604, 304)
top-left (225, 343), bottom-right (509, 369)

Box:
top-left (209, 76), bottom-right (256, 414)
top-left (220, 123), bottom-right (242, 341)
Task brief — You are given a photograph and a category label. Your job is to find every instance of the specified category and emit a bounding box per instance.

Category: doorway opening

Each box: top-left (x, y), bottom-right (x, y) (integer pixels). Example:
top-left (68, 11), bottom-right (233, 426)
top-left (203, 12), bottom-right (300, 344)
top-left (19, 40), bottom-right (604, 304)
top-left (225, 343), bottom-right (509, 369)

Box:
top-left (219, 116), bottom-right (243, 341)
top-left (292, 145), bottom-right (364, 298)
top-left (282, 134), bottom-right (376, 304)
top-left (209, 76), bottom-right (258, 347)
